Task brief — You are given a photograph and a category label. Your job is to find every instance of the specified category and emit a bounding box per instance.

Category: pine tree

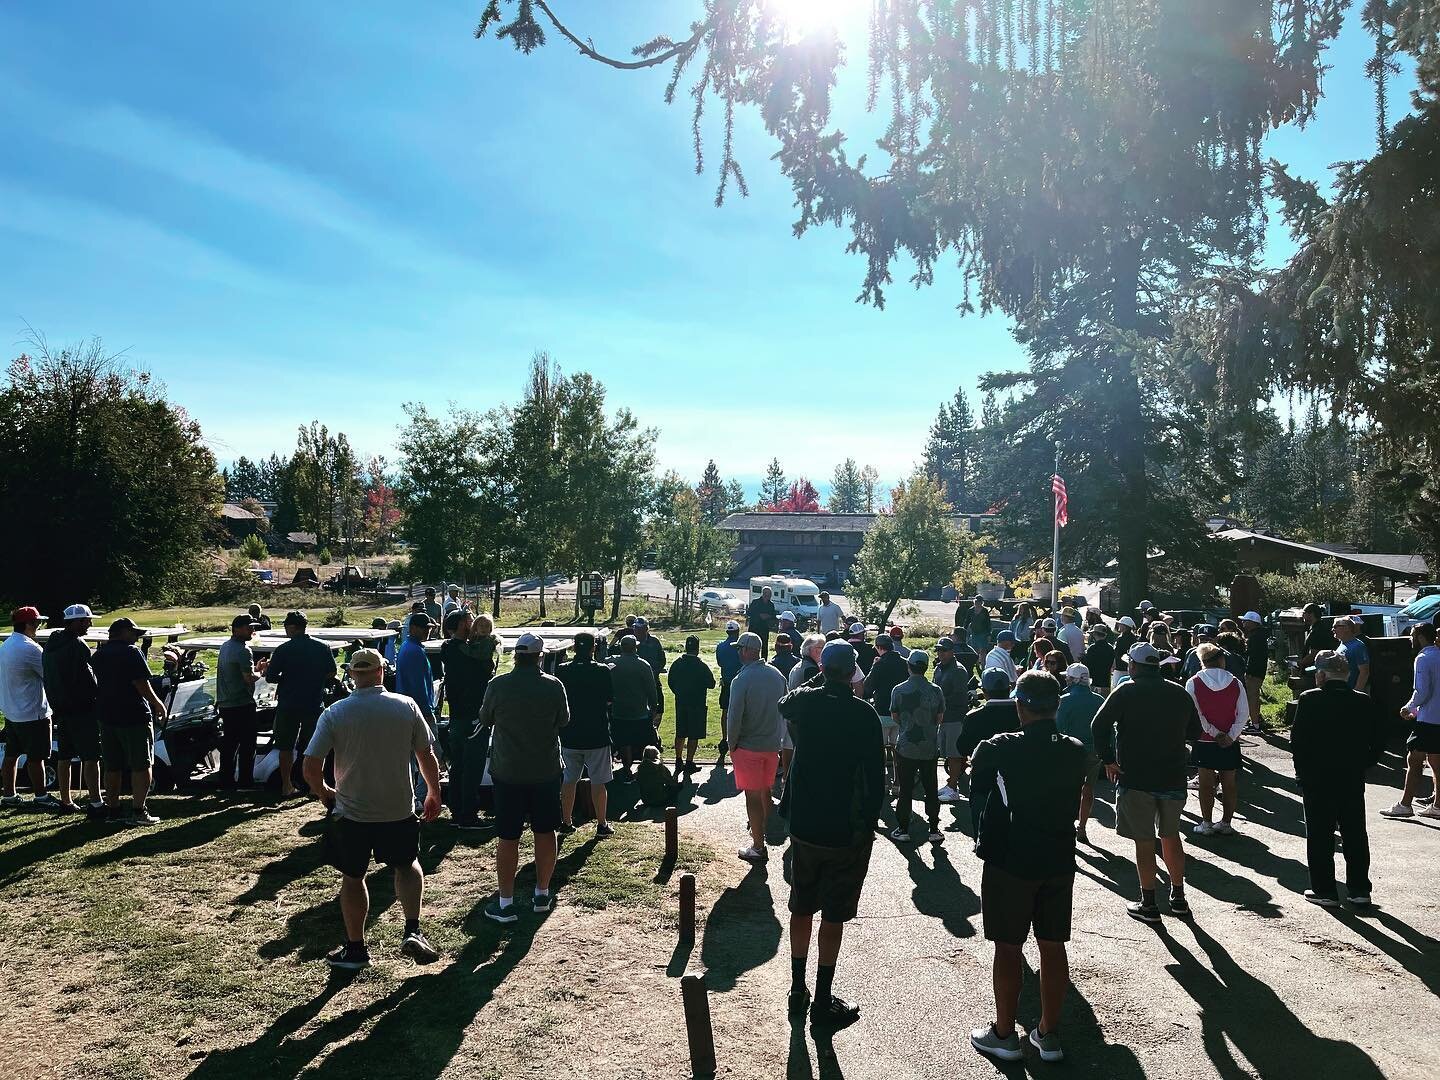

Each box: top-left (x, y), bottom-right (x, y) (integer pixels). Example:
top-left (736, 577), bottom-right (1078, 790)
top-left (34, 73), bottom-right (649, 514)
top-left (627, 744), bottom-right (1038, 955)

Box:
top-left (760, 457), bottom-right (786, 508)
top-left (828, 458), bottom-right (865, 513)
top-left (859, 465), bottom-right (881, 512)
top-left (695, 459), bottom-right (727, 523)
top-left (923, 388), bottom-right (974, 509)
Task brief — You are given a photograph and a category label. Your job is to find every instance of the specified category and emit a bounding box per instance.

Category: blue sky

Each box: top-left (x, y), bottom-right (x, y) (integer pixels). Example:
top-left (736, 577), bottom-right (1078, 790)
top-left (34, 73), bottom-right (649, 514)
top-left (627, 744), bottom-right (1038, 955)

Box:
top-left (0, 2), bottom-right (1407, 491)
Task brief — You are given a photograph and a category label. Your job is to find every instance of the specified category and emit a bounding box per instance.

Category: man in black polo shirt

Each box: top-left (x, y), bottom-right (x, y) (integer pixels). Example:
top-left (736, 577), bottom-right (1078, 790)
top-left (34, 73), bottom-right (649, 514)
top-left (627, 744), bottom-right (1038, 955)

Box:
top-left (265, 611), bottom-right (338, 799)
top-left (969, 670), bottom-right (1086, 1064)
top-left (778, 641), bottom-right (885, 1032)
top-left (556, 632), bottom-right (615, 838)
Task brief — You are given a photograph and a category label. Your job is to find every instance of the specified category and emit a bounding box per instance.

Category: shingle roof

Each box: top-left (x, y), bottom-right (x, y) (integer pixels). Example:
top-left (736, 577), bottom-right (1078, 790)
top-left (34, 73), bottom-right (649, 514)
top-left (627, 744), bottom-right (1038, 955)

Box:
top-left (220, 502), bottom-right (258, 520)
top-left (1215, 527), bottom-right (1429, 578)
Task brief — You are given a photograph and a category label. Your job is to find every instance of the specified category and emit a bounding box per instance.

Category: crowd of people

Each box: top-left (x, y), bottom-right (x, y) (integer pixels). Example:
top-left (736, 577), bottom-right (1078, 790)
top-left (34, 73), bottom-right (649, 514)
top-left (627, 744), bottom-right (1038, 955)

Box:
top-left (1, 587), bottom-right (1437, 1064)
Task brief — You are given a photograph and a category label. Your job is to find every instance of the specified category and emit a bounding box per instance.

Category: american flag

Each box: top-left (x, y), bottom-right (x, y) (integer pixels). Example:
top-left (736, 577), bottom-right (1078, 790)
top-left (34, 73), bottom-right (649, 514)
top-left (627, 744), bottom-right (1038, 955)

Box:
top-left (1052, 474), bottom-right (1068, 528)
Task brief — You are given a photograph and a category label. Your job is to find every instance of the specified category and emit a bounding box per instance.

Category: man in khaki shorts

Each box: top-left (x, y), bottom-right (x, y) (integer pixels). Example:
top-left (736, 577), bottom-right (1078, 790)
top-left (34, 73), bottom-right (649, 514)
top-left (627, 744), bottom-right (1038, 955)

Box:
top-left (1092, 643), bottom-right (1202, 924)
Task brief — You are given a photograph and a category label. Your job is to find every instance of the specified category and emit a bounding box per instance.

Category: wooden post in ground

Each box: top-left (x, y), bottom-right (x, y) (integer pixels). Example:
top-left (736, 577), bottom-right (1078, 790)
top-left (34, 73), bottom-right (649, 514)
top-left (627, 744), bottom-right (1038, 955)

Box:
top-left (681, 974), bottom-right (717, 1078)
top-left (664, 805), bottom-right (678, 861)
top-left (679, 872), bottom-right (696, 943)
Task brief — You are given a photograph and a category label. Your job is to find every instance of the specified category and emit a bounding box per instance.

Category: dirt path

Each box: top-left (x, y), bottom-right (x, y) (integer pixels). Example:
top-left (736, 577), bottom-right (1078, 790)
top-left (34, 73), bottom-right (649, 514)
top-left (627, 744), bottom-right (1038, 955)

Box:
top-left (670, 735), bottom-right (1440, 1079)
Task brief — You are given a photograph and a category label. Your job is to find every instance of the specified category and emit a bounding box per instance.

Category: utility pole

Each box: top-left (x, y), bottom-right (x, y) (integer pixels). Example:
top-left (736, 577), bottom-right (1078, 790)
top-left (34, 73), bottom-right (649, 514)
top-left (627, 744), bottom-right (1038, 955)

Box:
top-left (1051, 442), bottom-right (1061, 611)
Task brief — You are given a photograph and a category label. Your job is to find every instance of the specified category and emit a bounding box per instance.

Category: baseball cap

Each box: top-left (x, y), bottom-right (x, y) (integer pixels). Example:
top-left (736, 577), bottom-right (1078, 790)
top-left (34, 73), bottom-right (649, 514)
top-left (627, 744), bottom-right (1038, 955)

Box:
top-left (873, 632), bottom-right (893, 650)
top-left (63, 604), bottom-right (94, 621)
top-left (1241, 611), bottom-right (1263, 625)
top-left (11, 606), bottom-right (41, 626)
top-left (231, 614), bottom-right (261, 630)
top-left (780, 610), bottom-right (797, 622)
top-left (1139, 600), bottom-right (1155, 610)
top-left (1118, 616), bottom-right (1137, 629)
top-left (633, 617), bottom-right (649, 629)
top-left (889, 625), bottom-right (904, 638)
top-left (980, 667), bottom-right (1011, 695)
top-left (1307, 649), bottom-right (1349, 677)
top-left (348, 648), bottom-right (383, 673)
top-left (1065, 662), bottom-right (1091, 681)
top-left (1194, 623), bottom-right (1217, 638)
top-left (936, 636), bottom-right (956, 652)
top-left (371, 617), bottom-right (388, 630)
top-left (283, 610), bottom-right (307, 626)
top-left (386, 620), bottom-right (402, 631)
top-left (409, 612), bottom-right (431, 630)
top-left (907, 650), bottom-right (930, 672)
top-left (1041, 618), bottom-right (1057, 630)
top-left (820, 641), bottom-right (857, 674)
top-left (724, 619), bottom-right (740, 631)
top-left (847, 622), bottom-right (866, 638)
top-left (108, 616), bottom-right (143, 638)
top-left (1126, 642), bottom-right (1162, 665)
top-left (737, 631), bottom-right (763, 650)
top-left (996, 630), bottom-right (1014, 644)
top-left (515, 632), bottom-right (545, 654)
top-left (1090, 624), bottom-right (1111, 639)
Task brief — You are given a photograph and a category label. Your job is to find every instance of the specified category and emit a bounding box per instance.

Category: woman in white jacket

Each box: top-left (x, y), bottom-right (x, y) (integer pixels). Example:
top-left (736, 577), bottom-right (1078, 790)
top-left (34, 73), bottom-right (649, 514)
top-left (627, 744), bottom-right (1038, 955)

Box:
top-left (1185, 643), bottom-right (1249, 836)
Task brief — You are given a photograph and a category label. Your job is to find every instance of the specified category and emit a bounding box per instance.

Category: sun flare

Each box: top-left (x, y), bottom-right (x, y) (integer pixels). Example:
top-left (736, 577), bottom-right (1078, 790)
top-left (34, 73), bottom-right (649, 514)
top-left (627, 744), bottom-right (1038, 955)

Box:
top-left (767, 0), bottom-right (870, 36)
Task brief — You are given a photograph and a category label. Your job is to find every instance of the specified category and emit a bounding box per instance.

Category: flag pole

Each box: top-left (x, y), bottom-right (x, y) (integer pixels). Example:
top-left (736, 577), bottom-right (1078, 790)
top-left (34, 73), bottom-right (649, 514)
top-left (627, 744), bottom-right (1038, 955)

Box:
top-left (1051, 442), bottom-right (1061, 612)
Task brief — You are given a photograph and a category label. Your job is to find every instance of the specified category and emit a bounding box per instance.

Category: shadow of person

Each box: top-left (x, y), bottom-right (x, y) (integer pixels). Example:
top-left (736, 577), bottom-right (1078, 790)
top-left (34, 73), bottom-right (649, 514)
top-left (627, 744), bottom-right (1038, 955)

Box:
top-left (699, 865), bottom-right (781, 993)
top-left (903, 844), bottom-right (980, 938)
top-left (1235, 757), bottom-right (1306, 837)
top-left (1181, 829), bottom-right (1310, 913)
top-left (1157, 920), bottom-right (1386, 1079)
top-left (699, 764), bottom-right (736, 806)
top-left (1008, 954), bottom-right (1148, 1079)
top-left (1325, 907), bottom-right (1440, 997)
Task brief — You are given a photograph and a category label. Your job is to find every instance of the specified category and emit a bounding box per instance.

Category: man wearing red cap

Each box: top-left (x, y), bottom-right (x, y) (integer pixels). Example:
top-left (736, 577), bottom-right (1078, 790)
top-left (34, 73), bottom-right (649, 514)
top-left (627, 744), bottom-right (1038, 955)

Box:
top-left (0, 606), bottom-right (58, 808)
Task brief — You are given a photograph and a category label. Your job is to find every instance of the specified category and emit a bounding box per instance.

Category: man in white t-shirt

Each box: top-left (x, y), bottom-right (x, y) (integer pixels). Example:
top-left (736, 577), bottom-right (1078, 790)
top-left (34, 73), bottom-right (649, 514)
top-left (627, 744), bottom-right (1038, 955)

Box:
top-left (816, 592), bottom-right (845, 636)
top-left (304, 648), bottom-right (442, 970)
top-left (984, 632), bottom-right (1019, 688)
top-left (0, 606), bottom-right (58, 809)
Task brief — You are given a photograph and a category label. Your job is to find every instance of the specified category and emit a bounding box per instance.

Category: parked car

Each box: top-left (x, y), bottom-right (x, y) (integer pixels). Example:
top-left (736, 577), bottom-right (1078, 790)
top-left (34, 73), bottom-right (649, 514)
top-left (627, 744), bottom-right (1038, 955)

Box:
top-left (1394, 593), bottom-right (1440, 635)
top-left (697, 588), bottom-right (745, 615)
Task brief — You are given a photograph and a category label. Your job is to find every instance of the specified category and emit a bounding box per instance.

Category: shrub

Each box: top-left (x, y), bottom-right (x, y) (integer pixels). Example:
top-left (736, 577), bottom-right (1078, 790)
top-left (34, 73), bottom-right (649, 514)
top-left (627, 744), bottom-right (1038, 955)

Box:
top-left (318, 548), bottom-right (332, 566)
top-left (239, 533), bottom-right (268, 561)
top-left (386, 556), bottom-right (412, 584)
top-left (1256, 560), bottom-right (1383, 612)
top-left (323, 606), bottom-right (348, 628)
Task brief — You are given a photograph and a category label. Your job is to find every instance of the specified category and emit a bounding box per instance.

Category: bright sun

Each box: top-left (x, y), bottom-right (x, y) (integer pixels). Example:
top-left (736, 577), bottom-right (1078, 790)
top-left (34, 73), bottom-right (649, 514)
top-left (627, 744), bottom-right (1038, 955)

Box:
top-left (770, 0), bottom-right (869, 35)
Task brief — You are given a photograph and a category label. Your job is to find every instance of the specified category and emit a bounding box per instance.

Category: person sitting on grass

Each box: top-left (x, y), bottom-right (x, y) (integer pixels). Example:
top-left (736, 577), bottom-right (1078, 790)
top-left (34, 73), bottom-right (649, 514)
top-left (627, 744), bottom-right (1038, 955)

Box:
top-left (637, 746), bottom-right (678, 809)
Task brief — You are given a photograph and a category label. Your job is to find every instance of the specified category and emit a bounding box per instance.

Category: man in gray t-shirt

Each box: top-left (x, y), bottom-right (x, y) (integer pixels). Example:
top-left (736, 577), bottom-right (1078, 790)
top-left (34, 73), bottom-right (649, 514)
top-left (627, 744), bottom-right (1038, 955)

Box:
top-left (304, 648), bottom-right (441, 971)
top-left (216, 614), bottom-right (266, 789)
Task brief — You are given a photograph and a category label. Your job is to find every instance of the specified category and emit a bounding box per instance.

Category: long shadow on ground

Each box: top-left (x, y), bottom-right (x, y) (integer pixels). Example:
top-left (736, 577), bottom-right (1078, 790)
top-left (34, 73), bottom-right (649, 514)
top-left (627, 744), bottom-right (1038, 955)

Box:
top-left (1157, 919), bottom-right (1386, 1079)
top-left (699, 862), bottom-right (781, 993)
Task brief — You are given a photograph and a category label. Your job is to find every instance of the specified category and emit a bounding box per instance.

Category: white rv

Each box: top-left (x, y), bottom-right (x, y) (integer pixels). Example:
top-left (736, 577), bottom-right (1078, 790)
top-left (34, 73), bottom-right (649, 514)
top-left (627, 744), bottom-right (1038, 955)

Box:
top-left (749, 576), bottom-right (823, 628)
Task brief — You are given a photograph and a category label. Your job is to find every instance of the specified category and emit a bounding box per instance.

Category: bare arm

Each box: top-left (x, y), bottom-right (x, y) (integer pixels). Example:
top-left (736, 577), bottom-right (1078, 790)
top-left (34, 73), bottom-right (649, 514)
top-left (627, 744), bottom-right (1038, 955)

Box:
top-left (303, 755), bottom-right (329, 805)
top-left (415, 745), bottom-right (442, 821)
top-left (134, 678), bottom-right (168, 721)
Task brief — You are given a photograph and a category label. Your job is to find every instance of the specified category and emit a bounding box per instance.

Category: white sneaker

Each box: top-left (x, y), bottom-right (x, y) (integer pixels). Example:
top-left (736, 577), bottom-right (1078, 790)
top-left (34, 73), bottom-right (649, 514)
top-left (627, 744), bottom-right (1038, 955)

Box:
top-left (1419, 804), bottom-right (1440, 819)
top-left (938, 785), bottom-right (960, 804)
top-left (1192, 820), bottom-right (1215, 836)
top-left (1214, 820), bottom-right (1237, 835)
top-left (737, 845), bottom-right (767, 863)
top-left (1380, 803), bottom-right (1414, 818)
top-left (1186, 777), bottom-right (1201, 791)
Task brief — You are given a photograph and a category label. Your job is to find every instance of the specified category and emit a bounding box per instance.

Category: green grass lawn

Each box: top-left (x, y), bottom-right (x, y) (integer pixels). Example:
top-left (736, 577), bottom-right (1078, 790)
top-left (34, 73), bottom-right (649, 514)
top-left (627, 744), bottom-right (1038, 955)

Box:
top-left (0, 793), bottom-right (714, 1078)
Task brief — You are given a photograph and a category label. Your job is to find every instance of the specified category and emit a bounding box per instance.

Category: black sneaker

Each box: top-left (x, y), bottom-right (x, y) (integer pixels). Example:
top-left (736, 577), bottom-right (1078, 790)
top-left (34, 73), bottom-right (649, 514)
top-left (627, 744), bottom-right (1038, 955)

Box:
top-left (1126, 901), bottom-right (1162, 925)
top-left (400, 929), bottom-right (439, 963)
top-left (810, 995), bottom-right (861, 1031)
top-left (484, 900), bottom-right (519, 925)
top-left (453, 817), bottom-right (487, 831)
top-left (326, 942), bottom-right (370, 970)
top-left (1169, 891), bottom-right (1192, 918)
top-left (788, 986), bottom-right (811, 1019)
top-left (558, 822), bottom-right (576, 836)
top-left (533, 892), bottom-right (554, 914)
top-left (596, 822), bottom-right (615, 839)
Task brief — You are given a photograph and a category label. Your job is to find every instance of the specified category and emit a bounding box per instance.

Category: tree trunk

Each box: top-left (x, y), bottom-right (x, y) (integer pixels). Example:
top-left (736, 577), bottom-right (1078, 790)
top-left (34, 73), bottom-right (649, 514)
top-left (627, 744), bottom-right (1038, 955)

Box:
top-left (1111, 240), bottom-right (1150, 612)
top-left (611, 557), bottom-right (624, 621)
top-left (538, 560), bottom-right (547, 617)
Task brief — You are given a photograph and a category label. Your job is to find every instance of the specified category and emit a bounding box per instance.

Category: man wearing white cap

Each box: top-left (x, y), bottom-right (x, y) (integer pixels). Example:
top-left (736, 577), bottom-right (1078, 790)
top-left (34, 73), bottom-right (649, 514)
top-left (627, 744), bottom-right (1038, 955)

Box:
top-left (304, 648), bottom-right (441, 970)
top-left (1240, 611), bottom-right (1268, 734)
top-left (778, 611), bottom-right (801, 652)
top-left (43, 604), bottom-right (103, 813)
top-left (1111, 617), bottom-right (1138, 677)
top-left (480, 632), bottom-right (570, 923)
top-left (1055, 664), bottom-right (1104, 843)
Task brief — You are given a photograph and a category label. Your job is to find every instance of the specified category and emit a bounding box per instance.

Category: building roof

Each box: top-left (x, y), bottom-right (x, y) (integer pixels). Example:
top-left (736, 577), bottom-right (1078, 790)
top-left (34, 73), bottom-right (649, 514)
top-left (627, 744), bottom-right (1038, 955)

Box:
top-left (287, 531), bottom-right (318, 546)
top-left (719, 510), bottom-right (995, 533)
top-left (1215, 527), bottom-right (1429, 579)
top-left (220, 502), bottom-right (258, 521)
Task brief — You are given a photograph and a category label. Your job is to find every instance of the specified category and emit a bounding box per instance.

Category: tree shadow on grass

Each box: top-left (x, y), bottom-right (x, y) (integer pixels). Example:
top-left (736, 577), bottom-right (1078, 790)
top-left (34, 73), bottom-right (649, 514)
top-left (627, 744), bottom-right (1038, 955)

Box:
top-left (699, 863), bottom-right (781, 993)
top-left (1157, 919), bottom-right (1386, 1079)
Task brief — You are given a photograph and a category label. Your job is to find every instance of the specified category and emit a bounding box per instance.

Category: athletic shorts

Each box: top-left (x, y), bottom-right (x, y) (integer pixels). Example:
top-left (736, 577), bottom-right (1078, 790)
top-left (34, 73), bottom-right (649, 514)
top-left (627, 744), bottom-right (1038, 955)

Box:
top-left (788, 837), bottom-right (873, 923)
top-left (325, 815), bottom-right (420, 879)
top-left (1192, 740), bottom-right (1242, 772)
top-left (938, 719), bottom-right (966, 760)
top-left (271, 706), bottom-right (322, 756)
top-left (674, 703), bottom-right (708, 740)
top-left (101, 724), bottom-right (154, 772)
top-left (1116, 787), bottom-right (1185, 841)
top-left (3, 718), bottom-right (52, 762)
top-left (493, 774), bottom-right (563, 840)
top-left (1407, 721), bottom-right (1440, 755)
top-left (718, 680), bottom-right (731, 712)
top-left (55, 711), bottom-right (101, 761)
top-left (731, 747), bottom-right (779, 792)
top-left (1082, 750), bottom-right (1103, 786)
top-left (982, 862), bottom-right (1075, 945)
top-left (561, 746), bottom-right (613, 785)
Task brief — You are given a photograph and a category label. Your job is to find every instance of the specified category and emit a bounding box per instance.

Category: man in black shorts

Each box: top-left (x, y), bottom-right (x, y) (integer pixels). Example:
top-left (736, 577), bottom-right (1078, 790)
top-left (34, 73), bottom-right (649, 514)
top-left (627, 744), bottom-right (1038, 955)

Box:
top-left (480, 633), bottom-right (570, 924)
top-left (778, 641), bottom-right (885, 1031)
top-left (304, 648), bottom-right (441, 969)
top-left (969, 670), bottom-right (1087, 1064)
top-left (265, 610), bottom-right (338, 799)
